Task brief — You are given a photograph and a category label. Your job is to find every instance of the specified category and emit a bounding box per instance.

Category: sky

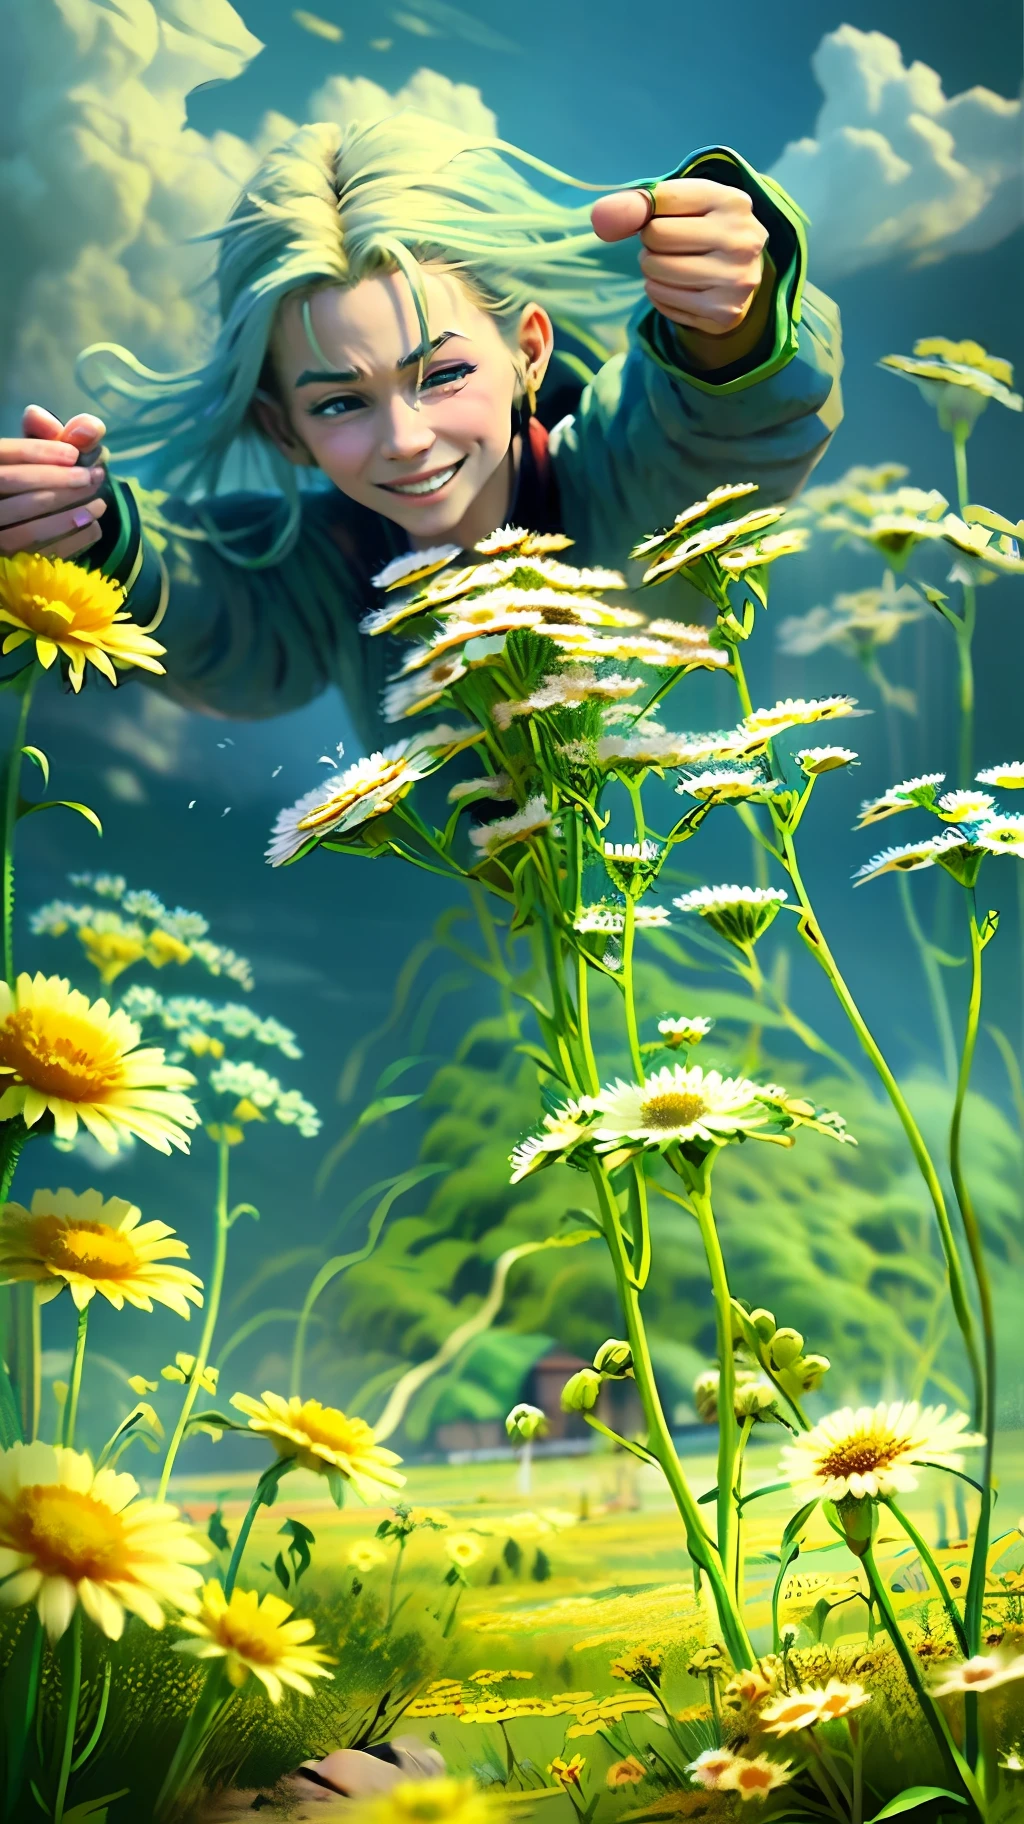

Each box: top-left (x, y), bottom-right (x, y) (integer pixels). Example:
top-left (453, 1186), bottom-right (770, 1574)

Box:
top-left (0, 0), bottom-right (1022, 1446)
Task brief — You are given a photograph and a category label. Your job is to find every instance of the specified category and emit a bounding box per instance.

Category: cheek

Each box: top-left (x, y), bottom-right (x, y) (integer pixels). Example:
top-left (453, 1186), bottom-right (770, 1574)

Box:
top-left (302, 416), bottom-right (378, 479)
top-left (435, 374), bottom-right (514, 457)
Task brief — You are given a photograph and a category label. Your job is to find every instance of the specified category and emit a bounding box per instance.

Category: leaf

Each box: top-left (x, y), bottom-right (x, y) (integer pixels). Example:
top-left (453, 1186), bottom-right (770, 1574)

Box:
top-left (207, 1507), bottom-right (232, 1554)
top-left (61, 1795), bottom-right (130, 1823)
top-left (17, 797), bottom-right (102, 836)
top-left (279, 1516), bottom-right (315, 1583)
top-left (183, 1408), bottom-right (246, 1434)
top-left (272, 1550), bottom-right (291, 1591)
top-left (514, 1042), bottom-right (568, 1081)
top-left (865, 1788), bottom-right (967, 1822)
top-left (918, 584), bottom-right (950, 610)
top-left (21, 745), bottom-right (49, 786)
top-left (374, 1054), bottom-right (432, 1094)
top-left (358, 1092), bottom-right (421, 1126)
top-left (0, 663), bottom-right (36, 695)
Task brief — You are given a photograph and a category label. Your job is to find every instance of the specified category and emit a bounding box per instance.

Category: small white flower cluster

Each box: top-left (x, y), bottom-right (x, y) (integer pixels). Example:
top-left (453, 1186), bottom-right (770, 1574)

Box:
top-left (186, 941), bottom-right (254, 991)
top-left (602, 840), bottom-right (660, 861)
top-left (574, 903), bottom-right (670, 934)
top-left (119, 988), bottom-right (301, 1058)
top-left (469, 796), bottom-right (554, 854)
top-left (208, 1059), bottom-right (320, 1138)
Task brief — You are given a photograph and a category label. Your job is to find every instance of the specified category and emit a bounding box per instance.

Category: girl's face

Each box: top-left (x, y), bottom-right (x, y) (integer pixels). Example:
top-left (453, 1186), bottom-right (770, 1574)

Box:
top-left (266, 270), bottom-right (551, 549)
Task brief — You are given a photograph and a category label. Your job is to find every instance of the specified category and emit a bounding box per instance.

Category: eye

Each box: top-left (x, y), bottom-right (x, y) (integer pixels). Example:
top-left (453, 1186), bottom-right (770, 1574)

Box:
top-left (307, 394), bottom-right (365, 419)
top-left (421, 361), bottom-right (476, 393)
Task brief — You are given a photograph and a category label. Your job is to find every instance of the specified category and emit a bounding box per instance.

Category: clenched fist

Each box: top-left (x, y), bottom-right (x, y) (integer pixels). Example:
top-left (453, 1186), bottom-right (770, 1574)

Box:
top-left (590, 178), bottom-right (769, 338)
top-left (0, 405), bottom-right (108, 561)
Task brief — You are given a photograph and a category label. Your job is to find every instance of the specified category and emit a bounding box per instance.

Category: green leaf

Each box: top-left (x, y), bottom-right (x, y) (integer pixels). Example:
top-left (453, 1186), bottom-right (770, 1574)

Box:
top-left (865, 1788), bottom-right (967, 1822)
top-left (17, 797), bottom-right (102, 836)
top-left (374, 1054), bottom-right (432, 1094)
top-left (0, 664), bottom-right (36, 695)
top-left (207, 1507), bottom-right (232, 1554)
top-left (514, 1042), bottom-right (568, 1081)
top-left (325, 1467), bottom-right (347, 1508)
top-left (184, 1409), bottom-right (246, 1434)
top-left (61, 1793), bottom-right (130, 1823)
top-left (918, 584), bottom-right (950, 610)
top-left (21, 745), bottom-right (49, 786)
top-left (279, 1516), bottom-right (315, 1583)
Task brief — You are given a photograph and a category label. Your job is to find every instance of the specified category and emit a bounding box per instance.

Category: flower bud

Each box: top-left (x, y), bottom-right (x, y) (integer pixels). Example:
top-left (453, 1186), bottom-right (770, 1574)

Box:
top-left (769, 1328), bottom-right (804, 1370)
top-left (795, 1353), bottom-right (830, 1392)
top-left (750, 1308), bottom-right (777, 1343)
top-left (836, 1493), bottom-right (878, 1559)
top-left (734, 1376), bottom-right (778, 1419)
top-left (593, 1339), bottom-right (633, 1378)
top-left (561, 1368), bottom-right (602, 1413)
top-left (693, 1369), bottom-right (720, 1424)
top-left (506, 1402), bottom-right (549, 1443)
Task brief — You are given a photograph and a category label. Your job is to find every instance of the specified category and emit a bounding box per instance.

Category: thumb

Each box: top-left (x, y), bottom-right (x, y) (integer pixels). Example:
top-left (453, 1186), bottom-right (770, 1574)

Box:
top-left (22, 403), bottom-right (67, 440)
top-left (590, 189), bottom-right (652, 244)
top-left (62, 413), bottom-right (107, 452)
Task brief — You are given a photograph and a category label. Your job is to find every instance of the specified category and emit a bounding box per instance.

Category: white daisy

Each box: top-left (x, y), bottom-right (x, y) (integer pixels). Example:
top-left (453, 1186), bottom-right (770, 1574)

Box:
top-left (856, 774), bottom-right (946, 827)
top-left (673, 884), bottom-right (788, 947)
top-left (631, 483), bottom-right (760, 559)
top-left (593, 1064), bottom-right (772, 1150)
top-left (743, 696), bottom-right (859, 738)
top-left (383, 654), bottom-right (467, 720)
top-left (972, 812), bottom-right (1024, 856)
top-left (469, 796), bottom-right (553, 855)
top-left (640, 506), bottom-right (786, 583)
top-left (931, 1656), bottom-right (1024, 1699)
top-left (372, 545), bottom-right (461, 591)
top-left (853, 831), bottom-right (967, 884)
top-left (268, 729), bottom-right (478, 866)
top-left (718, 526), bottom-right (811, 573)
top-left (677, 767), bottom-right (778, 801)
top-left (779, 1400), bottom-right (984, 1502)
top-left (937, 790), bottom-right (995, 821)
top-left (473, 526), bottom-right (572, 558)
top-left (598, 729), bottom-right (744, 769)
top-left (603, 840), bottom-right (661, 861)
top-left (657, 1015), bottom-right (712, 1047)
top-left (976, 761), bottom-right (1024, 789)
top-left (797, 747), bottom-right (858, 774)
top-left (509, 1100), bottom-right (595, 1182)
top-left (573, 904), bottom-right (671, 935)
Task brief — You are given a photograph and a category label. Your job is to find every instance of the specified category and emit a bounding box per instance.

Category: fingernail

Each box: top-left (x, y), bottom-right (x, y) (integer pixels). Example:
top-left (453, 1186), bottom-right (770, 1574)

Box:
top-left (72, 508), bottom-right (94, 528)
top-left (89, 466), bottom-right (105, 484)
top-left (67, 469), bottom-right (91, 484)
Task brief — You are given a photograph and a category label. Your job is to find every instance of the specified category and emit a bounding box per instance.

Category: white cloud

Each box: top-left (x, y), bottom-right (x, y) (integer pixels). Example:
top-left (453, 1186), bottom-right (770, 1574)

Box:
top-left (308, 68), bottom-right (497, 137)
top-left (770, 26), bottom-right (1022, 279)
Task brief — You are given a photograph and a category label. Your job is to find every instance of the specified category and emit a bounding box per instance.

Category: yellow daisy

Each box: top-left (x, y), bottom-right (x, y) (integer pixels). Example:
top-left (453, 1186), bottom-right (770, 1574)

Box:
top-left (174, 1580), bottom-right (332, 1702)
top-left (0, 1186), bottom-right (203, 1316)
top-left (606, 1758), bottom-right (646, 1787)
top-left (549, 1755), bottom-right (586, 1790)
top-left (722, 1756), bottom-right (793, 1801)
top-left (445, 1533), bottom-right (485, 1569)
top-left (229, 1390), bottom-right (405, 1503)
top-left (0, 1440), bottom-right (207, 1641)
top-left (0, 972), bottom-right (199, 1154)
top-left (348, 1540), bottom-right (388, 1574)
top-left (348, 1777), bottom-right (509, 1824)
top-left (0, 553), bottom-right (166, 691)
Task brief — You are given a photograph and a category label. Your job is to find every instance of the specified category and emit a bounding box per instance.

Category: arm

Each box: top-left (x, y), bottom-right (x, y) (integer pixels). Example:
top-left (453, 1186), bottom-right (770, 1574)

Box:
top-left (88, 481), bottom-right (394, 742)
top-left (550, 147), bottom-right (843, 569)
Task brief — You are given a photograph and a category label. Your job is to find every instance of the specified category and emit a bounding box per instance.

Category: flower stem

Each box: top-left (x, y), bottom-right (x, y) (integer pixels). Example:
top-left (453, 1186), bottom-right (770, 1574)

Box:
top-left (861, 1542), bottom-right (981, 1809)
top-left (153, 1668), bottom-right (233, 1822)
top-left (63, 1304), bottom-right (89, 1450)
top-left (777, 824), bottom-right (983, 1423)
top-left (2, 666), bottom-right (37, 990)
top-left (223, 1459), bottom-right (288, 1600)
top-left (621, 897), bottom-right (644, 1083)
top-left (884, 1497), bottom-right (968, 1654)
top-left (687, 1157), bottom-right (739, 1591)
top-left (30, 1286), bottom-right (41, 1443)
top-left (897, 874), bottom-right (957, 1085)
top-left (386, 1534), bottom-right (407, 1628)
top-left (733, 1414), bottom-right (754, 1603)
top-left (950, 421), bottom-right (975, 786)
top-left (157, 1137), bottom-right (230, 1502)
top-left (587, 1158), bottom-right (754, 1667)
top-left (53, 1609), bottom-right (83, 1824)
top-left (951, 913), bottom-right (996, 1700)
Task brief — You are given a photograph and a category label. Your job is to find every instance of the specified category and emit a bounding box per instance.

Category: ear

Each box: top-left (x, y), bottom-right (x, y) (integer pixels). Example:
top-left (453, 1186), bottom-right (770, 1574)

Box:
top-left (251, 391), bottom-right (316, 468)
top-left (516, 303), bottom-right (555, 389)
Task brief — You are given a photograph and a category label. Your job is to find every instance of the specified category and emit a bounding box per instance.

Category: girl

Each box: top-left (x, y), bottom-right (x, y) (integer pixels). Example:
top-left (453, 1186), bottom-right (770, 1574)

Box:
top-left (0, 115), bottom-right (841, 741)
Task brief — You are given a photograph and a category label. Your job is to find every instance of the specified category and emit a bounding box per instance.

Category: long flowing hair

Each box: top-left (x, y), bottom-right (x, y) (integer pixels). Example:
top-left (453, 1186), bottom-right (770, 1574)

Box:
top-left (78, 114), bottom-right (645, 564)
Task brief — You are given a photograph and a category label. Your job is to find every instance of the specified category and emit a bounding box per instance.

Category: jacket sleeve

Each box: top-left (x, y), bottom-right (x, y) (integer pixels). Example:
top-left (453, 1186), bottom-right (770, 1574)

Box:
top-left (88, 481), bottom-right (391, 742)
top-left (549, 145), bottom-right (843, 573)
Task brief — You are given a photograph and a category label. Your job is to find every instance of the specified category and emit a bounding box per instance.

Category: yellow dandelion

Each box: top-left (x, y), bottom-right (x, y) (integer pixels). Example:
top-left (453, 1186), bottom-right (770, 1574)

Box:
top-left (0, 554), bottom-right (166, 691)
top-left (761, 1690), bottom-right (826, 1734)
top-left (174, 1579), bottom-right (332, 1702)
top-left (606, 1758), bottom-right (646, 1787)
top-left (145, 929), bottom-right (193, 968)
top-left (229, 1390), bottom-right (405, 1503)
top-left (0, 1440), bottom-right (207, 1641)
top-left (445, 1532), bottom-right (485, 1569)
top-left (77, 918), bottom-right (147, 986)
top-left (349, 1540), bottom-right (388, 1574)
top-left (549, 1754), bottom-right (586, 1790)
top-left (0, 972), bottom-right (199, 1155)
top-left (0, 1186), bottom-right (202, 1317)
top-left (347, 1777), bottom-right (508, 1824)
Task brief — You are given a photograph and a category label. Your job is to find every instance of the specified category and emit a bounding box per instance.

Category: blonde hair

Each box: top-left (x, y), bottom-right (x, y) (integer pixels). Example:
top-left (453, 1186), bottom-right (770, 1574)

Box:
top-left (78, 114), bottom-right (644, 564)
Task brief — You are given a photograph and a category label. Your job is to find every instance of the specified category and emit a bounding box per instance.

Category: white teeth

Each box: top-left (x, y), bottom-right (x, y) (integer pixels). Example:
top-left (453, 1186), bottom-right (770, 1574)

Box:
top-left (388, 466), bottom-right (458, 497)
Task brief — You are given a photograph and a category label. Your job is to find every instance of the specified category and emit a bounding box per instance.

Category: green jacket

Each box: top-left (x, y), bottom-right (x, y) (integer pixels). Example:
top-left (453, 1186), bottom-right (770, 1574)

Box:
top-left (94, 147), bottom-right (842, 746)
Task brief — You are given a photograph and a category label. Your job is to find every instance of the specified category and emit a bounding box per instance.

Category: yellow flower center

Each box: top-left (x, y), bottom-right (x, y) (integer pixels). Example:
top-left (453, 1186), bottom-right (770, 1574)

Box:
top-left (292, 1400), bottom-right (374, 1458)
top-left (0, 559), bottom-right (125, 638)
top-left (209, 1604), bottom-right (289, 1668)
top-left (639, 1091), bottom-right (707, 1130)
top-left (298, 761), bottom-right (407, 833)
top-left (818, 1428), bottom-right (913, 1479)
top-left (5, 1484), bottom-right (128, 1581)
top-left (80, 929), bottom-right (147, 984)
top-left (0, 1008), bottom-right (126, 1102)
top-left (29, 1215), bottom-right (138, 1282)
top-left (736, 1765), bottom-right (776, 1793)
top-left (146, 930), bottom-right (192, 967)
top-left (960, 1663), bottom-right (998, 1688)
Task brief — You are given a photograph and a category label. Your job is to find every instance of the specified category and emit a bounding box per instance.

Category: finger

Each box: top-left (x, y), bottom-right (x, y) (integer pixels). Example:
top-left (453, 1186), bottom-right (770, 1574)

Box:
top-left (0, 464), bottom-right (104, 499)
top-left (639, 249), bottom-right (748, 288)
top-left (0, 439), bottom-right (84, 472)
top-left (0, 481), bottom-right (106, 529)
top-left (643, 279), bottom-right (749, 331)
top-left (27, 522), bottom-right (104, 561)
top-left (590, 189), bottom-right (653, 243)
top-left (22, 404), bottom-right (66, 440)
top-left (62, 413), bottom-right (107, 451)
top-left (650, 177), bottom-right (752, 217)
top-left (0, 498), bottom-right (106, 556)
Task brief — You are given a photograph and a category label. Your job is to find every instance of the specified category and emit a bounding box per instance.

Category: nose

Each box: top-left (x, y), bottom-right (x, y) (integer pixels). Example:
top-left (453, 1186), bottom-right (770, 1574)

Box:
top-left (379, 392), bottom-right (436, 462)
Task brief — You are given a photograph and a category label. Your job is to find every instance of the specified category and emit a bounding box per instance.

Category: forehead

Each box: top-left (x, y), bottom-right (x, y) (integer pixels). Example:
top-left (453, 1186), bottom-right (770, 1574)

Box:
top-left (274, 269), bottom-right (498, 377)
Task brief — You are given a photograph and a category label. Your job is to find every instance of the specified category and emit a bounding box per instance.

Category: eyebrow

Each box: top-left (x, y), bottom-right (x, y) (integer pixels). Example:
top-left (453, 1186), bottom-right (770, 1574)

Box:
top-left (294, 330), bottom-right (466, 388)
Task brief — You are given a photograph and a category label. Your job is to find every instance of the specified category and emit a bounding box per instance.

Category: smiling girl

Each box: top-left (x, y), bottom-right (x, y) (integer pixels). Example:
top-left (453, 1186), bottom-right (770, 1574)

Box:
top-left (0, 114), bottom-right (841, 739)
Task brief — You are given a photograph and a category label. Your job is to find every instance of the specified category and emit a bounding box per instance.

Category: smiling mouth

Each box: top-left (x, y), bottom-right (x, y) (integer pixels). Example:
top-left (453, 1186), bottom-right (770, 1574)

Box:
top-left (380, 458), bottom-right (466, 498)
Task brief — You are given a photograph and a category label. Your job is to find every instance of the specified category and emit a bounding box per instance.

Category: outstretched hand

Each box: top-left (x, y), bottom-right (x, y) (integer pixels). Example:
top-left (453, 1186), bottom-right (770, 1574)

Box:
top-left (0, 405), bottom-right (108, 560)
top-left (591, 178), bottom-right (768, 336)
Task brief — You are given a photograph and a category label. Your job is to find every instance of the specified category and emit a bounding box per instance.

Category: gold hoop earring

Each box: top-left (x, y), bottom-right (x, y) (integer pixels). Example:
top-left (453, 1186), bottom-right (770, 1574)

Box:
top-left (524, 371), bottom-right (538, 417)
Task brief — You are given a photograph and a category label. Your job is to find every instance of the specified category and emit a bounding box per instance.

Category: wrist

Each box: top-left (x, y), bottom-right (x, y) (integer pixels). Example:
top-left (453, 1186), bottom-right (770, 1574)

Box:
top-left (673, 251), bottom-right (777, 373)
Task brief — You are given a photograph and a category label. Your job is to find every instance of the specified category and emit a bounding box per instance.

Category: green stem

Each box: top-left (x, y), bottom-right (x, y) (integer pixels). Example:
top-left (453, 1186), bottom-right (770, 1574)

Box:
top-left (223, 1460), bottom-right (288, 1600)
top-left (62, 1304), bottom-right (89, 1449)
top-left (884, 1497), bottom-right (968, 1654)
top-left (386, 1534), bottom-right (407, 1628)
top-left (153, 1669), bottom-right (234, 1822)
top-left (2, 668), bottom-right (36, 990)
top-left (586, 1158), bottom-right (754, 1667)
top-left (621, 897), bottom-right (644, 1083)
top-left (157, 1138), bottom-right (230, 1502)
top-left (951, 421), bottom-right (975, 786)
top-left (53, 1610), bottom-right (83, 1824)
top-left (851, 1717), bottom-right (864, 1824)
top-left (30, 1286), bottom-right (41, 1443)
top-left (778, 824), bottom-right (983, 1422)
top-left (953, 914), bottom-right (996, 1681)
top-left (897, 873), bottom-right (957, 1084)
top-left (733, 1414), bottom-right (754, 1603)
top-left (862, 1542), bottom-right (981, 1809)
top-left (688, 1158), bottom-right (739, 1591)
